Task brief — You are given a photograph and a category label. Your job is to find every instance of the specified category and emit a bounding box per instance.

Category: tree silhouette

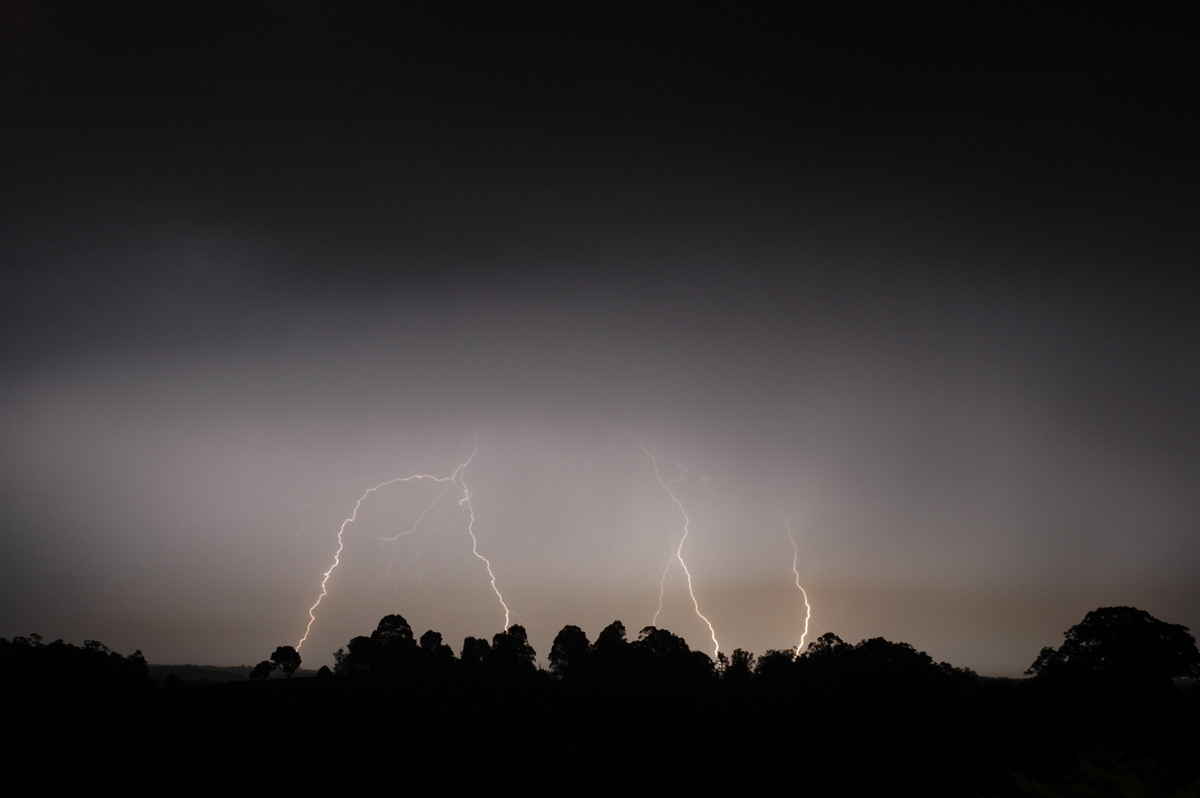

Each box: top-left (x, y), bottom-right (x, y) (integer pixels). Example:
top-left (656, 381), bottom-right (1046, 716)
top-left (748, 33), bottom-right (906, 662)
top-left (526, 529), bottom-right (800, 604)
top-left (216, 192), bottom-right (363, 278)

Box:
top-left (589, 619), bottom-right (635, 684)
top-left (488, 625), bottom-right (536, 674)
top-left (416, 629), bottom-right (455, 678)
top-left (334, 615), bottom-right (419, 677)
top-left (460, 636), bottom-right (490, 674)
top-left (549, 625), bottom-right (590, 679)
top-left (1, 634), bottom-right (151, 696)
top-left (123, 649), bottom-right (149, 682)
top-left (249, 660), bottom-right (276, 681)
top-left (372, 614), bottom-right (415, 648)
top-left (805, 631), bottom-right (849, 657)
top-left (594, 620), bottom-right (627, 654)
top-left (791, 632), bottom-right (850, 683)
top-left (271, 645), bottom-right (301, 678)
top-left (334, 635), bottom-right (374, 676)
top-left (754, 648), bottom-right (798, 686)
top-left (632, 626), bottom-right (713, 685)
top-left (722, 648), bottom-right (755, 684)
top-left (1027, 606), bottom-right (1200, 689)
top-left (419, 630), bottom-right (454, 665)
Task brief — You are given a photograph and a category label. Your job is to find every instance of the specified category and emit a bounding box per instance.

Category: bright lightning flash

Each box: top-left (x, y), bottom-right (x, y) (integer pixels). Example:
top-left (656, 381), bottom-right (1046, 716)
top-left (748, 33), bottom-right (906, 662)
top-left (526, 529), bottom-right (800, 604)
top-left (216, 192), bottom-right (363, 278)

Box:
top-left (642, 444), bottom-right (721, 659)
top-left (781, 510), bottom-right (812, 660)
top-left (296, 441), bottom-right (510, 651)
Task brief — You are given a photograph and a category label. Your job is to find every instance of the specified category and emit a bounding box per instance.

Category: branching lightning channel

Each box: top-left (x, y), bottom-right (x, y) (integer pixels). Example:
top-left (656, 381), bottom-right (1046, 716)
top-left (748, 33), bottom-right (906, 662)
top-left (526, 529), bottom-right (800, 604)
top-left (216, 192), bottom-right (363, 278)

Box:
top-left (642, 444), bottom-right (721, 659)
top-left (370, 480), bottom-right (458, 597)
top-left (460, 464), bottom-right (511, 630)
top-left (296, 441), bottom-right (510, 650)
top-left (782, 509), bottom-right (812, 659)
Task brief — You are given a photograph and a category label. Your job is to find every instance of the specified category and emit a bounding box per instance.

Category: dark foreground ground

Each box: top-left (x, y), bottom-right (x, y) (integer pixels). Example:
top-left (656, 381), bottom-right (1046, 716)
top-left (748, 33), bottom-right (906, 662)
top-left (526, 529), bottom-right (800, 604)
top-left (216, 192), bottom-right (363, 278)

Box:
top-left (10, 670), bottom-right (1199, 796)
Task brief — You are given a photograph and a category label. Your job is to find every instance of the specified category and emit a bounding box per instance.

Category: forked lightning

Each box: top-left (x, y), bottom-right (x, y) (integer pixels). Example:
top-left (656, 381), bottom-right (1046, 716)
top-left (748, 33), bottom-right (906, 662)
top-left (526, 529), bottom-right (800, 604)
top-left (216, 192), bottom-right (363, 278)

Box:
top-left (296, 441), bottom-right (510, 650)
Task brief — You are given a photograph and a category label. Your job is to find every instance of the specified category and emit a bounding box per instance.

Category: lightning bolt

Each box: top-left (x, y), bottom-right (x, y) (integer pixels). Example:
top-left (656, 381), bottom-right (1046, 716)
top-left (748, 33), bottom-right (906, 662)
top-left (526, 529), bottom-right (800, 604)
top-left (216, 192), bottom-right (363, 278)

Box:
top-left (460, 464), bottom-right (511, 630)
top-left (296, 440), bottom-right (510, 651)
top-left (642, 444), bottom-right (721, 659)
top-left (781, 509), bottom-right (812, 659)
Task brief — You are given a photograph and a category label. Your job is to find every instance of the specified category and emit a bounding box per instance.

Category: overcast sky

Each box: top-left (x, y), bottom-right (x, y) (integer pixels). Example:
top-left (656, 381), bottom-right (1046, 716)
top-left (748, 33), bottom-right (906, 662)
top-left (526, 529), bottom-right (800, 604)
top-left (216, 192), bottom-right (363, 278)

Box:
top-left (2, 4), bottom-right (1197, 675)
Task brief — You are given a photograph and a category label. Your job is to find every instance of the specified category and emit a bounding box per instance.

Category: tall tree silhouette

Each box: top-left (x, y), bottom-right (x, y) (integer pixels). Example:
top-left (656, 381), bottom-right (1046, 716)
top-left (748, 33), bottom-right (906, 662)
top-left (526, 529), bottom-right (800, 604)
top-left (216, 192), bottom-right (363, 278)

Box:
top-left (488, 625), bottom-right (536, 675)
top-left (549, 624), bottom-right (590, 679)
top-left (460, 636), bottom-right (490, 674)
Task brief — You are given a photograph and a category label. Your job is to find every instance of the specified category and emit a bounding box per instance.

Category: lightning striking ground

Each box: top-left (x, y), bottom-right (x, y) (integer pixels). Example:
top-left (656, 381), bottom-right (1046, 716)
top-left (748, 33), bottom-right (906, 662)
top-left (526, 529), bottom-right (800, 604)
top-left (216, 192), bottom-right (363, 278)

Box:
top-left (296, 442), bottom-right (510, 650)
top-left (782, 509), bottom-right (813, 659)
top-left (642, 444), bottom-right (721, 659)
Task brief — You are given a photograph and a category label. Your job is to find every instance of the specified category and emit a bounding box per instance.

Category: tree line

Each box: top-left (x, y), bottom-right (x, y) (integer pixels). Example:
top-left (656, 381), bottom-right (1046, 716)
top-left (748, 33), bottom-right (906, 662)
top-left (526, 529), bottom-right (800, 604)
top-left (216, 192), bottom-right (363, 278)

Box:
top-left (251, 605), bottom-right (1198, 697)
top-left (4, 605), bottom-right (1195, 695)
top-left (5, 606), bottom-right (1198, 795)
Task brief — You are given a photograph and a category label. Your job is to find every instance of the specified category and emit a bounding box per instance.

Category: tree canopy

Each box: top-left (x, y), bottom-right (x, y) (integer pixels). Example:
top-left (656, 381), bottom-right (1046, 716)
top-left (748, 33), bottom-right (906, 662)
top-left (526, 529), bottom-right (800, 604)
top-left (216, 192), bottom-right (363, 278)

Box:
top-left (488, 625), bottom-right (536, 674)
top-left (548, 624), bottom-right (590, 678)
top-left (271, 645), bottom-right (302, 678)
top-left (334, 614), bottom-right (418, 676)
top-left (1027, 606), bottom-right (1200, 689)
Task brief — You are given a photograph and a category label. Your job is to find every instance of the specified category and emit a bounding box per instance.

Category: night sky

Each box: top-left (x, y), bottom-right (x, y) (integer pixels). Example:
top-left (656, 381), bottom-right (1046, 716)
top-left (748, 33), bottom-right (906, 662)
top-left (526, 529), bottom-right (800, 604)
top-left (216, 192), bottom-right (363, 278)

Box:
top-left (3, 4), bottom-right (1197, 676)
